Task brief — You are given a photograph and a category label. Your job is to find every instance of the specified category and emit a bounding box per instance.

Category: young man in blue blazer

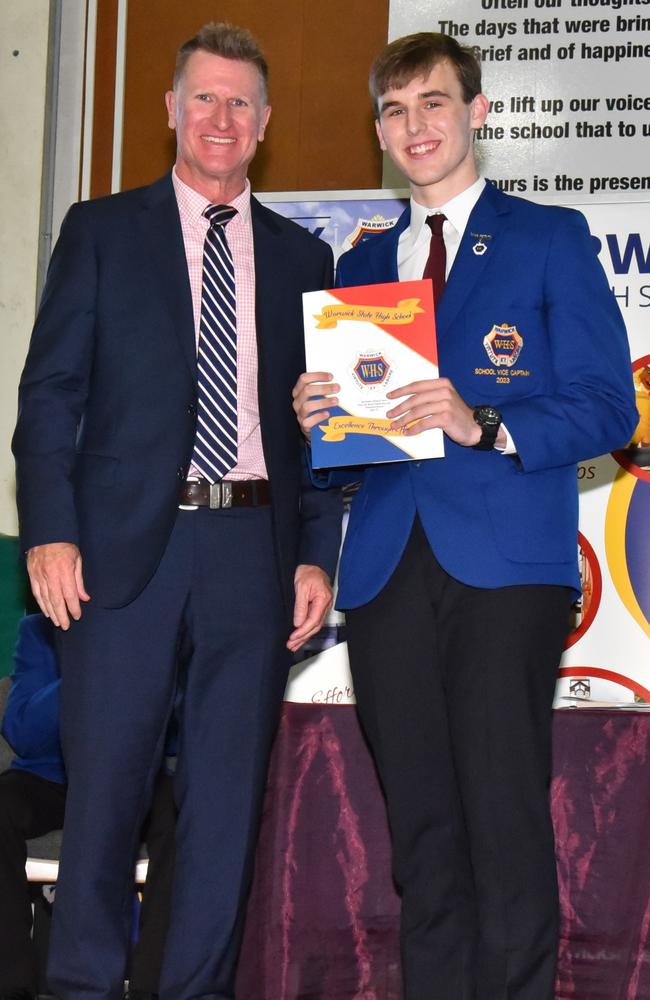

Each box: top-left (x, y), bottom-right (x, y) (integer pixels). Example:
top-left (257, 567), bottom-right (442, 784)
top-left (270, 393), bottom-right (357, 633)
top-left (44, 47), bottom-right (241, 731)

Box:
top-left (294, 32), bottom-right (637, 1000)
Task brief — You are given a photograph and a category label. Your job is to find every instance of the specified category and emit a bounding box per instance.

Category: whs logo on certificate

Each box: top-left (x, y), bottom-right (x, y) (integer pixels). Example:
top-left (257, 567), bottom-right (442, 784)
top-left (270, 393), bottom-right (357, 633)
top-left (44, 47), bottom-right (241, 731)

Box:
top-left (303, 279), bottom-right (444, 469)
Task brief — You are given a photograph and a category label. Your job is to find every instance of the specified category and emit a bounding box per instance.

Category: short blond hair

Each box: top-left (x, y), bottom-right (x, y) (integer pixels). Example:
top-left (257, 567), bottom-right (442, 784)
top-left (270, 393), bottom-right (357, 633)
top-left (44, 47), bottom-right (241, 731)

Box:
top-left (174, 22), bottom-right (269, 102)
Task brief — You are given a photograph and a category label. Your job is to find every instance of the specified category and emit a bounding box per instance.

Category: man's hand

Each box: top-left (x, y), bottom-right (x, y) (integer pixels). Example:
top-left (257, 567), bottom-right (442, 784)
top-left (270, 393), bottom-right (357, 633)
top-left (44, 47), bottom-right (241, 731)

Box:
top-left (287, 564), bottom-right (333, 653)
top-left (387, 377), bottom-right (505, 447)
top-left (26, 542), bottom-right (90, 630)
top-left (292, 372), bottom-right (340, 439)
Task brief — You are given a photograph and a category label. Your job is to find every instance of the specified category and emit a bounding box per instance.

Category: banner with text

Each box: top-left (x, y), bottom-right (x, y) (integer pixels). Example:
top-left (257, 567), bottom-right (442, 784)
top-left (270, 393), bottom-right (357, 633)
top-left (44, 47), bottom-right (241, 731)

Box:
top-left (386, 0), bottom-right (649, 204)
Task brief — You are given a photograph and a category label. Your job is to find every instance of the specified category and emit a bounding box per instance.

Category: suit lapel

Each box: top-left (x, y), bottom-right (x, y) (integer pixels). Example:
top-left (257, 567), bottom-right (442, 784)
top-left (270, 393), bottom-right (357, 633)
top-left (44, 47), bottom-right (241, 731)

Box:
top-left (250, 197), bottom-right (281, 375)
top-left (136, 175), bottom-right (197, 379)
top-left (437, 183), bottom-right (510, 335)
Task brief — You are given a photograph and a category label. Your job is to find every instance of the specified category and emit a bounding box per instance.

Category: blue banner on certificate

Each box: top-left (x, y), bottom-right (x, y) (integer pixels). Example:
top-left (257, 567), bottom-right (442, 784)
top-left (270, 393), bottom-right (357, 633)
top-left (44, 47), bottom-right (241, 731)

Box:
top-left (303, 279), bottom-right (444, 468)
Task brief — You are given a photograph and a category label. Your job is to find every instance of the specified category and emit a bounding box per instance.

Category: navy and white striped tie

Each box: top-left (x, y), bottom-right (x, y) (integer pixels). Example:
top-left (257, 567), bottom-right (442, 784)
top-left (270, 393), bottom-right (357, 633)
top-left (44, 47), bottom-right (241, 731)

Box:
top-left (191, 203), bottom-right (238, 483)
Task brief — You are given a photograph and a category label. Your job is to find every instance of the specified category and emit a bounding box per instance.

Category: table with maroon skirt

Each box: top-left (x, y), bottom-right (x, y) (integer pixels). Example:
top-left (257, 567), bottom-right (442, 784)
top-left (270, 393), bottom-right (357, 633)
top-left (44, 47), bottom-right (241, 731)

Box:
top-left (236, 705), bottom-right (650, 1000)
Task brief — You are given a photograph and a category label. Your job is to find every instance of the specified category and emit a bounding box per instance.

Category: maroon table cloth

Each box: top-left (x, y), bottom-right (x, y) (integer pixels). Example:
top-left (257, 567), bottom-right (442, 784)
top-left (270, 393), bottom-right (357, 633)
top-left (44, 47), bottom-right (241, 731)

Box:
top-left (553, 710), bottom-right (650, 999)
top-left (236, 705), bottom-right (650, 1000)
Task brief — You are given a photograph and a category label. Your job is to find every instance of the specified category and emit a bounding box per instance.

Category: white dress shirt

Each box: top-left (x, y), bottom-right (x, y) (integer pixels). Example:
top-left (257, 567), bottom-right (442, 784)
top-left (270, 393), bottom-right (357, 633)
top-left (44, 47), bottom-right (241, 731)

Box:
top-left (397, 177), bottom-right (486, 281)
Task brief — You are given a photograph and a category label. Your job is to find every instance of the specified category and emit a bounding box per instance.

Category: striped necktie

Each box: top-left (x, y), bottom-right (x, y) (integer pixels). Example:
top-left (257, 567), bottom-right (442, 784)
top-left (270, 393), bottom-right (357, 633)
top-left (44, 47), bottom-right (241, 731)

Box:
top-left (191, 203), bottom-right (238, 483)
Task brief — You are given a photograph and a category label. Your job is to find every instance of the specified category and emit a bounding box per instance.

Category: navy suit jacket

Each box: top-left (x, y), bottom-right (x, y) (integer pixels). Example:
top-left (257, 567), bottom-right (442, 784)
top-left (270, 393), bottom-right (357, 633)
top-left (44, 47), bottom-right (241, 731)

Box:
top-left (332, 183), bottom-right (637, 609)
top-left (13, 174), bottom-right (342, 613)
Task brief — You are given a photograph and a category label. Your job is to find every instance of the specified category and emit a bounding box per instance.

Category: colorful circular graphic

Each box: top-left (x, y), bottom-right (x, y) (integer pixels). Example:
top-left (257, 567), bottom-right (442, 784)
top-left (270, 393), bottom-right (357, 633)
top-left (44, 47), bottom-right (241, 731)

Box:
top-left (558, 666), bottom-right (650, 702)
top-left (612, 354), bottom-right (650, 482)
top-left (606, 467), bottom-right (650, 641)
top-left (565, 531), bottom-right (602, 649)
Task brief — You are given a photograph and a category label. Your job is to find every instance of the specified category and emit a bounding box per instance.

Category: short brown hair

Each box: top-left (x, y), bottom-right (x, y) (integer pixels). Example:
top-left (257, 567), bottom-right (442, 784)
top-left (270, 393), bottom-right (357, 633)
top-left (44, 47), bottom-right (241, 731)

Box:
top-left (173, 22), bottom-right (269, 102)
top-left (369, 33), bottom-right (482, 115)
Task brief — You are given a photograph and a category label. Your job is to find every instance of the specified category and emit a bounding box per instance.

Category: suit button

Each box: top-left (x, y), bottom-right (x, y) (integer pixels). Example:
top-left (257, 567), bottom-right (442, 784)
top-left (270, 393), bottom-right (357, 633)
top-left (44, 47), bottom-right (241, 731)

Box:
top-left (177, 466), bottom-right (185, 480)
top-left (187, 403), bottom-right (197, 415)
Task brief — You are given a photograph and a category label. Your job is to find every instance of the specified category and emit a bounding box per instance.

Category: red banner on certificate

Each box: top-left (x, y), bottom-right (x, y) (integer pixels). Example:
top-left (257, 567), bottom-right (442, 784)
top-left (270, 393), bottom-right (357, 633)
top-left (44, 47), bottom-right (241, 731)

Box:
top-left (303, 279), bottom-right (444, 468)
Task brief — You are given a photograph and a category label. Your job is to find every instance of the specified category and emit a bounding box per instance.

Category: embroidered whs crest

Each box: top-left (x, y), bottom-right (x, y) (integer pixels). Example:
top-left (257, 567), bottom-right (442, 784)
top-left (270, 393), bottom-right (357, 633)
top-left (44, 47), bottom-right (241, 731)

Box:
top-left (483, 324), bottom-right (523, 368)
top-left (352, 353), bottom-right (391, 387)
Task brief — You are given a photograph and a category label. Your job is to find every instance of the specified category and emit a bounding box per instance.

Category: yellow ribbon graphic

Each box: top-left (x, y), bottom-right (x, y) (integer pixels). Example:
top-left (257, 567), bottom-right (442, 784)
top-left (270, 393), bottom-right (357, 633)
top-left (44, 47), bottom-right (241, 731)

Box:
top-left (314, 298), bottom-right (424, 329)
top-left (319, 416), bottom-right (406, 442)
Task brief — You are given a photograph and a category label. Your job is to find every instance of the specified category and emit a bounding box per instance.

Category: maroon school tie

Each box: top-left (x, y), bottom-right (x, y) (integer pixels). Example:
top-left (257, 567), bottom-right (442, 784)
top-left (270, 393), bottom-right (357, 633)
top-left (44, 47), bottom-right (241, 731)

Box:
top-left (423, 214), bottom-right (447, 308)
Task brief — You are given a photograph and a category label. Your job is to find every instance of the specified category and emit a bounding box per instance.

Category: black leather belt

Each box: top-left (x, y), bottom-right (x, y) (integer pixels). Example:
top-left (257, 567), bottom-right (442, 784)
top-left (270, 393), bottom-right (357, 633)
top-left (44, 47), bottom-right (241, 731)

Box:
top-left (179, 478), bottom-right (271, 509)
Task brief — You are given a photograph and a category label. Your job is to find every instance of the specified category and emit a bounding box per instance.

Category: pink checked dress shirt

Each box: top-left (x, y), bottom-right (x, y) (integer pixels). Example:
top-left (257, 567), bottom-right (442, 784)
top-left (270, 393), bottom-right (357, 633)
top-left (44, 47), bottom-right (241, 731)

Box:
top-left (172, 169), bottom-right (268, 481)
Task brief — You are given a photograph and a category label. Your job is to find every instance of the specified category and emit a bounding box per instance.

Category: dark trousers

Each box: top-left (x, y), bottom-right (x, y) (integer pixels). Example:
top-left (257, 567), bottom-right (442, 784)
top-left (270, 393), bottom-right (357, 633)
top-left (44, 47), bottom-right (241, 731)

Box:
top-left (346, 518), bottom-right (572, 1000)
top-left (48, 507), bottom-right (291, 1000)
top-left (130, 772), bottom-right (177, 993)
top-left (0, 767), bottom-right (178, 995)
top-left (0, 769), bottom-right (66, 993)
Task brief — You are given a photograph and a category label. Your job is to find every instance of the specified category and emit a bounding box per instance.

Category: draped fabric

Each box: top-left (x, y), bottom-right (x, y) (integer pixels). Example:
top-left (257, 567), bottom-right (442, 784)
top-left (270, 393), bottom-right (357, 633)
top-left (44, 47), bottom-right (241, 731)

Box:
top-left (553, 710), bottom-right (650, 1000)
top-left (236, 704), bottom-right (401, 999)
top-left (236, 704), bottom-right (650, 1000)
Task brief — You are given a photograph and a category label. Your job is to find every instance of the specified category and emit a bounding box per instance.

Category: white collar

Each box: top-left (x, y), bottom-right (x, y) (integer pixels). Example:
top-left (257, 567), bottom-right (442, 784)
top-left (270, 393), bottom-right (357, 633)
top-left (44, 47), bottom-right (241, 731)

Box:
top-left (409, 176), bottom-right (486, 241)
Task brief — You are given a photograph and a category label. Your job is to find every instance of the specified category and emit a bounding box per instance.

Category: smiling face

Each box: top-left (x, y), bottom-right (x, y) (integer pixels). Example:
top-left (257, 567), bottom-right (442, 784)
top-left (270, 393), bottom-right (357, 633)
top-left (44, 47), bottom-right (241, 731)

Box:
top-left (165, 49), bottom-right (271, 202)
top-left (375, 58), bottom-right (488, 207)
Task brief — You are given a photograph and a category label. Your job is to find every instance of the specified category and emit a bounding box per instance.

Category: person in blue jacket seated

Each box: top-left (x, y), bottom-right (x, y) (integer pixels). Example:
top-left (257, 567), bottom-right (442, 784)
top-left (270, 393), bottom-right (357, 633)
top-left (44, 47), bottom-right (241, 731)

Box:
top-left (292, 31), bottom-right (638, 1000)
top-left (0, 614), bottom-right (175, 1000)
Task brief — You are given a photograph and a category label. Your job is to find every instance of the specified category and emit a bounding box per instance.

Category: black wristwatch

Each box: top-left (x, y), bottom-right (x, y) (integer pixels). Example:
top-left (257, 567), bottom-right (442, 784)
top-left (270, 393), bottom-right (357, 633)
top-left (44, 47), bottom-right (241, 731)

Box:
top-left (472, 405), bottom-right (502, 450)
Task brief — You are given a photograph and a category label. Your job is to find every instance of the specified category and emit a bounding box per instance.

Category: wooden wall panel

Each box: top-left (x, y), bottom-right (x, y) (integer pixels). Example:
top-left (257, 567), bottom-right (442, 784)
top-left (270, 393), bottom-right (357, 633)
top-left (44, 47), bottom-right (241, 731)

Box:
top-left (89, 0), bottom-right (118, 198)
top-left (93, 0), bottom-right (388, 195)
top-left (298, 1), bottom-right (385, 191)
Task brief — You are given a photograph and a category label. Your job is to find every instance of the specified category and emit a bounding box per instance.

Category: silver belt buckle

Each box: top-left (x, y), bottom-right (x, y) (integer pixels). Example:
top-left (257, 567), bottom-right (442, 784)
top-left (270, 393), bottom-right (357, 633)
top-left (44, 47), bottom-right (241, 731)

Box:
top-left (179, 475), bottom-right (200, 511)
top-left (209, 481), bottom-right (233, 509)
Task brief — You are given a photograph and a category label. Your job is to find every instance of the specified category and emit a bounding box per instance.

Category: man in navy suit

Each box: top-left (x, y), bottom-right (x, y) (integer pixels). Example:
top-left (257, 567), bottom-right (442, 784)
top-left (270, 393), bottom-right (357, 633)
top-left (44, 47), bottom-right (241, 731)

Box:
top-left (13, 22), bottom-right (341, 1000)
top-left (294, 32), bottom-right (637, 1000)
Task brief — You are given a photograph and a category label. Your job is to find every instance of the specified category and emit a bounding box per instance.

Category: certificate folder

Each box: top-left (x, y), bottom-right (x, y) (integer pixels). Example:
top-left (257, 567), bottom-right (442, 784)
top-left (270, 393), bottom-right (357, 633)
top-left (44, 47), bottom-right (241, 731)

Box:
top-left (303, 279), bottom-right (444, 469)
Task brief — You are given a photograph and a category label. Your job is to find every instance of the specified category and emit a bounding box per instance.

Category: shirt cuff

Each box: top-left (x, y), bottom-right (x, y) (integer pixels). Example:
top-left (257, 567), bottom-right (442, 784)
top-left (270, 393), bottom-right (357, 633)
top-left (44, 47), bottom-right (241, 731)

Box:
top-left (495, 422), bottom-right (517, 455)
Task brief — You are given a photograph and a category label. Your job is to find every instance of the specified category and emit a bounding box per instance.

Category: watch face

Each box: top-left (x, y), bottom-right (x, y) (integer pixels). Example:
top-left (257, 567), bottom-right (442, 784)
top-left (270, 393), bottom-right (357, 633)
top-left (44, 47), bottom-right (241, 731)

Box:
top-left (475, 406), bottom-right (501, 427)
